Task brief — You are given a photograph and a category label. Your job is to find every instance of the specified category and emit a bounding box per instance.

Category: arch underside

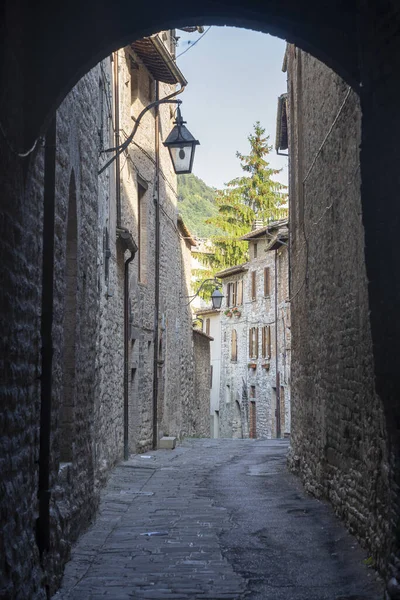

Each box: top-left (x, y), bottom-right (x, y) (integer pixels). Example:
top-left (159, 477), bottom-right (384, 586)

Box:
top-left (21, 0), bottom-right (359, 142)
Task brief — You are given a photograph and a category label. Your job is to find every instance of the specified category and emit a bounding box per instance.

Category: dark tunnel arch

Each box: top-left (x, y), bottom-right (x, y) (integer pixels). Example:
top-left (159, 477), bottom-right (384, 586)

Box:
top-left (22, 0), bottom-right (361, 143)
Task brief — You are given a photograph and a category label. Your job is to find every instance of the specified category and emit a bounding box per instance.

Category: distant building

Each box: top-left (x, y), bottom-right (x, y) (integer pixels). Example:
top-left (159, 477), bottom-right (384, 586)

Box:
top-left (217, 220), bottom-right (291, 439)
top-left (195, 307), bottom-right (222, 437)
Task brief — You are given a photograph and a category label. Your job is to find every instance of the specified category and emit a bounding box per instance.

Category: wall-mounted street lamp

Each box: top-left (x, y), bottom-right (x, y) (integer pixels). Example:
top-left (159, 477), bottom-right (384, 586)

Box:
top-left (186, 278), bottom-right (223, 310)
top-left (163, 106), bottom-right (200, 175)
top-left (99, 98), bottom-right (199, 176)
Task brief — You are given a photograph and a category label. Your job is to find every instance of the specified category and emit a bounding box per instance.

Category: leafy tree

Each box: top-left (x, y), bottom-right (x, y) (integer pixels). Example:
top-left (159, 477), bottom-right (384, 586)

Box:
top-left (203, 121), bottom-right (287, 272)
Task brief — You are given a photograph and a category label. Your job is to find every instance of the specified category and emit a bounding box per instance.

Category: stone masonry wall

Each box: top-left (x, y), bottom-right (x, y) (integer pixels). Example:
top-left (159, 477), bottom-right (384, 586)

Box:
top-left (116, 45), bottom-right (196, 451)
top-left (192, 330), bottom-right (212, 438)
top-left (287, 46), bottom-right (390, 569)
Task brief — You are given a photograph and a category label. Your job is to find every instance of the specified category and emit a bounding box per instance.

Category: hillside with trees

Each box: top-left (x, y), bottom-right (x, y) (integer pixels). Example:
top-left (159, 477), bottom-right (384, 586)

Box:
top-left (177, 174), bottom-right (220, 238)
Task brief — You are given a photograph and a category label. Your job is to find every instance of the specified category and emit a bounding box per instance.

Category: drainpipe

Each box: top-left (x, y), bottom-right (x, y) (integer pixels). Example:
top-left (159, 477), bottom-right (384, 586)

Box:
top-left (117, 228), bottom-right (137, 460)
top-left (37, 116), bottom-right (56, 555)
top-left (114, 51), bottom-right (121, 227)
top-left (152, 81), bottom-right (160, 450)
top-left (275, 249), bottom-right (281, 438)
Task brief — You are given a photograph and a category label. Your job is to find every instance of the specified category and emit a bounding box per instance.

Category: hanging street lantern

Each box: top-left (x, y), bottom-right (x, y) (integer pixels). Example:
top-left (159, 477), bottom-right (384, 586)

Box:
top-left (211, 286), bottom-right (224, 310)
top-left (163, 106), bottom-right (200, 174)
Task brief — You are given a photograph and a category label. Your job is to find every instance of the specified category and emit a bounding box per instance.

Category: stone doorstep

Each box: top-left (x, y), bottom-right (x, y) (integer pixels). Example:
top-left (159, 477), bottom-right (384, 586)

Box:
top-left (158, 437), bottom-right (177, 450)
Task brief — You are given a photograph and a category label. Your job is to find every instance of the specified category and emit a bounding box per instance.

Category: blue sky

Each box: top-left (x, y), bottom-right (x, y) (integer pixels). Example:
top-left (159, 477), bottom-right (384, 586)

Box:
top-left (176, 26), bottom-right (288, 190)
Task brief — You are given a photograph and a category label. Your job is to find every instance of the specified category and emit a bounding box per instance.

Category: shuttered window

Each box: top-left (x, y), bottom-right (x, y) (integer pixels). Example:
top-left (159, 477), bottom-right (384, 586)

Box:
top-left (232, 282), bottom-right (237, 306)
top-left (264, 267), bottom-right (271, 297)
top-left (249, 327), bottom-right (258, 358)
top-left (251, 271), bottom-right (256, 301)
top-left (231, 329), bottom-right (238, 361)
top-left (205, 318), bottom-right (210, 336)
top-left (237, 280), bottom-right (243, 305)
top-left (262, 325), bottom-right (271, 359)
top-left (227, 283), bottom-right (231, 307)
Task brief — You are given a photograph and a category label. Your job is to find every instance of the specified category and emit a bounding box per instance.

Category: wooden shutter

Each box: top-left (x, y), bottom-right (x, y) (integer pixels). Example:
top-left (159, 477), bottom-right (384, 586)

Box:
top-left (264, 267), bottom-right (270, 297)
top-left (249, 328), bottom-right (252, 358)
top-left (227, 283), bottom-right (231, 307)
top-left (206, 318), bottom-right (210, 336)
top-left (262, 327), bottom-right (266, 358)
top-left (251, 271), bottom-right (256, 300)
top-left (231, 329), bottom-right (237, 361)
top-left (237, 280), bottom-right (243, 305)
top-left (255, 327), bottom-right (259, 358)
top-left (232, 282), bottom-right (237, 306)
top-left (266, 326), bottom-right (271, 358)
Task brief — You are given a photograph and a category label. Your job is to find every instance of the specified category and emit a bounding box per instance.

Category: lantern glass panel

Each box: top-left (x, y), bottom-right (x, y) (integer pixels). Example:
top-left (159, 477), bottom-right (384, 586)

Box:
top-left (168, 144), bottom-right (194, 174)
top-left (211, 288), bottom-right (223, 310)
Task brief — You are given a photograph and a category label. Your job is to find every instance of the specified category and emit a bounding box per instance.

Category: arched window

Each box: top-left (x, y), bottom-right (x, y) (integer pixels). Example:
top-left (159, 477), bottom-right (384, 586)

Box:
top-left (60, 171), bottom-right (78, 463)
top-left (231, 329), bottom-right (237, 361)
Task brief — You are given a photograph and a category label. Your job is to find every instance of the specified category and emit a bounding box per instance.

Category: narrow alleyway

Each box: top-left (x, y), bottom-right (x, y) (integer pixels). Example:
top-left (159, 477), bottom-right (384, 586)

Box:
top-left (53, 440), bottom-right (383, 600)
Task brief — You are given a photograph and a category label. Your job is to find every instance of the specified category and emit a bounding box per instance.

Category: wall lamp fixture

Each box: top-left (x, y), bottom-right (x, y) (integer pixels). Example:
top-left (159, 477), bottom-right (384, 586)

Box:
top-left (185, 278), bottom-right (223, 310)
top-left (99, 95), bottom-right (199, 176)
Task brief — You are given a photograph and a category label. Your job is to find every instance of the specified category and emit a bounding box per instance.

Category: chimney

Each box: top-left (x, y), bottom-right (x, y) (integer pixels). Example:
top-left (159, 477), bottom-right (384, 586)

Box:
top-left (252, 219), bottom-right (264, 231)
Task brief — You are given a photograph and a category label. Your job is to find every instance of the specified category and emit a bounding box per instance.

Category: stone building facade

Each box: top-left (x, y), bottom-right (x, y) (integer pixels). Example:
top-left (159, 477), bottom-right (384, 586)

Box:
top-left (193, 329), bottom-right (214, 437)
top-left (0, 31), bottom-right (209, 599)
top-left (284, 45), bottom-right (391, 571)
top-left (217, 220), bottom-right (291, 440)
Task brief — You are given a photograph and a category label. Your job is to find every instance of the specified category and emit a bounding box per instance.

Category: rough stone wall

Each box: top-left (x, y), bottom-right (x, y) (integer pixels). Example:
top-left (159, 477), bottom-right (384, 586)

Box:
top-left (287, 46), bottom-right (390, 569)
top-left (192, 330), bottom-right (212, 437)
top-left (0, 26), bottom-right (46, 594)
top-left (45, 63), bottom-right (103, 590)
top-left (218, 233), bottom-right (290, 440)
top-left (95, 56), bottom-right (125, 488)
top-left (116, 45), bottom-right (196, 451)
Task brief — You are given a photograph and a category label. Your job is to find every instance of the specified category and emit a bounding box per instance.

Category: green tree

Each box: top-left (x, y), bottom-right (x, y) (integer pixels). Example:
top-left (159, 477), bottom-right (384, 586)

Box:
top-left (204, 121), bottom-right (287, 273)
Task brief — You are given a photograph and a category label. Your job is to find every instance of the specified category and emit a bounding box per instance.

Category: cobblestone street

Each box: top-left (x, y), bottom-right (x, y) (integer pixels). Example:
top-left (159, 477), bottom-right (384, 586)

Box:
top-left (53, 439), bottom-right (383, 599)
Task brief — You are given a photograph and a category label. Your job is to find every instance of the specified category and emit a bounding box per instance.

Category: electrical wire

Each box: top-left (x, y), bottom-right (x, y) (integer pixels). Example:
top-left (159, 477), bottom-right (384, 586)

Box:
top-left (173, 27), bottom-right (211, 62)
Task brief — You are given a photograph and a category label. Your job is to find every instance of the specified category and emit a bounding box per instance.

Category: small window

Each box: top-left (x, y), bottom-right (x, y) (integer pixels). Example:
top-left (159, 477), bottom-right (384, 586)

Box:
top-left (250, 385), bottom-right (256, 398)
top-left (231, 329), bottom-right (238, 361)
top-left (249, 327), bottom-right (258, 359)
top-left (251, 271), bottom-right (257, 301)
top-left (205, 318), bottom-right (210, 336)
top-left (210, 365), bottom-right (213, 388)
top-left (264, 267), bottom-right (271, 297)
top-left (262, 325), bottom-right (271, 359)
top-left (254, 243), bottom-right (258, 259)
top-left (130, 57), bottom-right (139, 104)
top-left (232, 282), bottom-right (237, 306)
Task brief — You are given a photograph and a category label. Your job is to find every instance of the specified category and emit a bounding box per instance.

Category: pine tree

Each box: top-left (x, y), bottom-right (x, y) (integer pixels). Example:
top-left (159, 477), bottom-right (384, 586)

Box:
top-left (204, 121), bottom-right (287, 273)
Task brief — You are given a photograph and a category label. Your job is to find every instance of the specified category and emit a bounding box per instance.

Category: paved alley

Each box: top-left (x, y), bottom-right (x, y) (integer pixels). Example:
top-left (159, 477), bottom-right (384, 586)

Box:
top-left (53, 440), bottom-right (383, 600)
